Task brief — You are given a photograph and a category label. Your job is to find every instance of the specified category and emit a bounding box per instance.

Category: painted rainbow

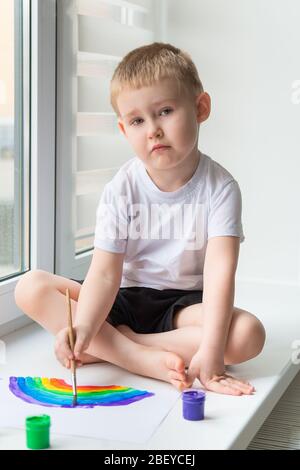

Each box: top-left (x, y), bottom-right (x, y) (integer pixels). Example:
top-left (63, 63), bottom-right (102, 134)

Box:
top-left (9, 377), bottom-right (154, 408)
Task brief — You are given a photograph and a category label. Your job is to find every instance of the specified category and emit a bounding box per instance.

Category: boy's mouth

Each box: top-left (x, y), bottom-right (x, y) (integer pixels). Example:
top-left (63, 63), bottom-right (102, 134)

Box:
top-left (152, 145), bottom-right (171, 152)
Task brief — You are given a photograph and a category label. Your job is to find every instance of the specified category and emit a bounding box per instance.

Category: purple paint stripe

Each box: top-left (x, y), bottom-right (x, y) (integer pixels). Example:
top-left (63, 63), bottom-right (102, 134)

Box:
top-left (9, 377), bottom-right (155, 409)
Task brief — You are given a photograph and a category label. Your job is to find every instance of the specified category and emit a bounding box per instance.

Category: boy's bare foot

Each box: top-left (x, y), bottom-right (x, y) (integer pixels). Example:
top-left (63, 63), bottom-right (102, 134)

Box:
top-left (127, 345), bottom-right (192, 391)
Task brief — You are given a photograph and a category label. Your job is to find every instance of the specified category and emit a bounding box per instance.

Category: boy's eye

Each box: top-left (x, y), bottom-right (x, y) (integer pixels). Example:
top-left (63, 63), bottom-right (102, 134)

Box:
top-left (160, 107), bottom-right (172, 116)
top-left (131, 118), bottom-right (143, 126)
top-left (130, 108), bottom-right (173, 126)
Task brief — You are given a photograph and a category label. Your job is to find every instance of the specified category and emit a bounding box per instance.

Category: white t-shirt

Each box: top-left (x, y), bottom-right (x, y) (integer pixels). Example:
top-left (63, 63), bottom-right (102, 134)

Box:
top-left (94, 152), bottom-right (244, 290)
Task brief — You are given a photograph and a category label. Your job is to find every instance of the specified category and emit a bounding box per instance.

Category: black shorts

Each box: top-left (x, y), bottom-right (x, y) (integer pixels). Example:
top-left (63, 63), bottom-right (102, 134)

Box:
top-left (71, 280), bottom-right (203, 334)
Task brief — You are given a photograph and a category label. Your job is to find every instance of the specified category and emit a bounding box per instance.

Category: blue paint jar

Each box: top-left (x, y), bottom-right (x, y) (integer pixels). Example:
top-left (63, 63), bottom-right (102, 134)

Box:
top-left (182, 389), bottom-right (206, 421)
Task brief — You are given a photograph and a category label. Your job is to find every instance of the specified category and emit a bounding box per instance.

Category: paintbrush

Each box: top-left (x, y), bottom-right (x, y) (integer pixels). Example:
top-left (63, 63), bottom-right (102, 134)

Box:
top-left (66, 288), bottom-right (77, 407)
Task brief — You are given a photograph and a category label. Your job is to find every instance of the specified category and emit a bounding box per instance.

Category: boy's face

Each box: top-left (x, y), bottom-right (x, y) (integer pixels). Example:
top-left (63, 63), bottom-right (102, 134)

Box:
top-left (117, 78), bottom-right (210, 174)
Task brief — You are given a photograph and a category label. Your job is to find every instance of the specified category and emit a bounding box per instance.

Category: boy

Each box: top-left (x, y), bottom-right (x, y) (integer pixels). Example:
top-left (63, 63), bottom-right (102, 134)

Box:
top-left (15, 43), bottom-right (265, 395)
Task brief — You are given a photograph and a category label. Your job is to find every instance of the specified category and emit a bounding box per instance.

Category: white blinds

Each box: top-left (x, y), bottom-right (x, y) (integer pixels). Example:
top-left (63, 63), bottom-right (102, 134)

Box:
top-left (56, 0), bottom-right (164, 277)
top-left (75, 0), bottom-right (161, 254)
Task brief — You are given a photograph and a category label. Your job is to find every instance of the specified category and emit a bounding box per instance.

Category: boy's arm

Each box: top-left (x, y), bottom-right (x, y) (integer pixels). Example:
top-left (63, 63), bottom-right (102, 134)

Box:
top-left (200, 235), bottom-right (239, 357)
top-left (73, 247), bottom-right (125, 356)
top-left (188, 236), bottom-right (250, 395)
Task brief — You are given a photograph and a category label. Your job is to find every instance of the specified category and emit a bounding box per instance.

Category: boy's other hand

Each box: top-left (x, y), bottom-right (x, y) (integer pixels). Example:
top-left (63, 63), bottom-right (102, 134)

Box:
top-left (54, 325), bottom-right (92, 369)
top-left (187, 350), bottom-right (255, 396)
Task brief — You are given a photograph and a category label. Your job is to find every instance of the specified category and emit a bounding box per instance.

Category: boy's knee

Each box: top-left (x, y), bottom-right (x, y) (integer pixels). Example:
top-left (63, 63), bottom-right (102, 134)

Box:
top-left (245, 316), bottom-right (266, 358)
top-left (228, 312), bottom-right (266, 364)
top-left (14, 269), bottom-right (52, 310)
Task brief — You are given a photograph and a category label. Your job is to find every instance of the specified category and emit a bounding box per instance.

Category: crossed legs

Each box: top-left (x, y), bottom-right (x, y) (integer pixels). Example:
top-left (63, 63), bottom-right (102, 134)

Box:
top-left (118, 304), bottom-right (266, 366)
top-left (14, 270), bottom-right (265, 390)
top-left (14, 270), bottom-right (191, 389)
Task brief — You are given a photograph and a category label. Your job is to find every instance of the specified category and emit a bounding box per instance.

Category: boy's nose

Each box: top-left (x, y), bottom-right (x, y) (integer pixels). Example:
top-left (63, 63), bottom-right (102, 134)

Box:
top-left (148, 126), bottom-right (163, 140)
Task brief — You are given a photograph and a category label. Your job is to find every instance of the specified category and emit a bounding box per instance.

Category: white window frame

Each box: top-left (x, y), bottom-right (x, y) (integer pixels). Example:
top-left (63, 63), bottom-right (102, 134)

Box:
top-left (0, 0), bottom-right (56, 335)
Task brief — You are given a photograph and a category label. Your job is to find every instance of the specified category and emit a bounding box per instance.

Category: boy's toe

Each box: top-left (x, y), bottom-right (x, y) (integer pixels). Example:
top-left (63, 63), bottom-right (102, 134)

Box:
top-left (166, 353), bottom-right (185, 374)
top-left (170, 379), bottom-right (186, 391)
top-left (168, 370), bottom-right (186, 382)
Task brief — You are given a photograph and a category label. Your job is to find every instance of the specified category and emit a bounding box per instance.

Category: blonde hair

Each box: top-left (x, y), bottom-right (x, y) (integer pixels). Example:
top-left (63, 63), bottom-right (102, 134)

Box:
top-left (110, 42), bottom-right (203, 116)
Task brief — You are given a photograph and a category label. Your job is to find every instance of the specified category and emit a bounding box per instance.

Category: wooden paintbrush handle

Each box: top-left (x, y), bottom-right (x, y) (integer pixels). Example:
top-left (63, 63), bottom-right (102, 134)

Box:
top-left (66, 288), bottom-right (75, 352)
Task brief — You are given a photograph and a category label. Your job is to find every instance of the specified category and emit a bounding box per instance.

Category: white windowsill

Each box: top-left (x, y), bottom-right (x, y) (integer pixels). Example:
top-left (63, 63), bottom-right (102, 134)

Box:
top-left (0, 281), bottom-right (299, 449)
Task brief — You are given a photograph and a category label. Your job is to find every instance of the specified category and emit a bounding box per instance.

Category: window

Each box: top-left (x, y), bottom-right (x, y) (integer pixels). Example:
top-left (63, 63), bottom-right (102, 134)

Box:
top-left (0, 0), bottom-right (55, 333)
top-left (0, 0), bottom-right (30, 281)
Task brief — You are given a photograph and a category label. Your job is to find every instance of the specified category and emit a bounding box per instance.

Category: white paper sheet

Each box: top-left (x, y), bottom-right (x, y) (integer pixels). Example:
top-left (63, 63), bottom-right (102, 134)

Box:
top-left (0, 363), bottom-right (180, 444)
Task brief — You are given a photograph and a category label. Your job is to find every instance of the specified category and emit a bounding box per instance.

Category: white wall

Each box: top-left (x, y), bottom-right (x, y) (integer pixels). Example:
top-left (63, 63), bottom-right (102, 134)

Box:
top-left (166, 0), bottom-right (300, 287)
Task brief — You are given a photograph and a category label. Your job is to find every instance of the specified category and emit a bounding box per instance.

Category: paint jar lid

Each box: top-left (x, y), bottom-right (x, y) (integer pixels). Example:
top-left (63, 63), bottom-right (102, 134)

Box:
top-left (26, 414), bottom-right (51, 449)
top-left (182, 390), bottom-right (206, 421)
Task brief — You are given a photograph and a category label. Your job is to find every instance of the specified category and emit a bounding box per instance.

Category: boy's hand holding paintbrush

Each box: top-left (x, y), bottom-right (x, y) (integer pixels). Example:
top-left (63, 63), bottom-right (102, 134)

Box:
top-left (54, 290), bottom-right (93, 372)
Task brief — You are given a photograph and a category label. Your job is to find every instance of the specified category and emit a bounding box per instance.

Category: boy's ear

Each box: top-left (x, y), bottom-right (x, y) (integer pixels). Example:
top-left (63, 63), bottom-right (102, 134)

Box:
top-left (118, 120), bottom-right (127, 137)
top-left (195, 92), bottom-right (211, 124)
